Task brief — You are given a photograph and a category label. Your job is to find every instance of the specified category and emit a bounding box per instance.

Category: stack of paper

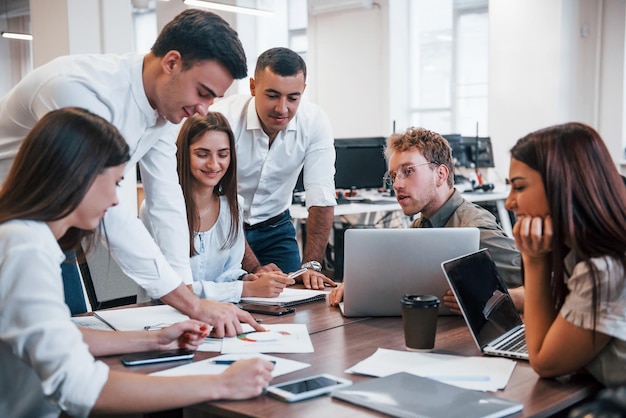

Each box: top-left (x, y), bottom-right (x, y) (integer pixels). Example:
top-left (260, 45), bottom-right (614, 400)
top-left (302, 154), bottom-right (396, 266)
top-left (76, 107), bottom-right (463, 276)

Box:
top-left (346, 348), bottom-right (516, 391)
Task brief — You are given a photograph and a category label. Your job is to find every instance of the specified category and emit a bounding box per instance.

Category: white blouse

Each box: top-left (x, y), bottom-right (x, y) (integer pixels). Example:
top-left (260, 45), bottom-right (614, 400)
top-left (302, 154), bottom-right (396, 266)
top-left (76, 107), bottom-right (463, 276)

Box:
top-left (561, 251), bottom-right (626, 386)
top-left (140, 195), bottom-right (247, 303)
top-left (0, 220), bottom-right (109, 418)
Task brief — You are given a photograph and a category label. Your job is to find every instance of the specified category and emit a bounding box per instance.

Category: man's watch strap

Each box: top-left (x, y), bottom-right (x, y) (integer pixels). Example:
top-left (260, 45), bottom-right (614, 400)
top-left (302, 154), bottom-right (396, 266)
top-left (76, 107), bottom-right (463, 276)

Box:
top-left (301, 261), bottom-right (322, 272)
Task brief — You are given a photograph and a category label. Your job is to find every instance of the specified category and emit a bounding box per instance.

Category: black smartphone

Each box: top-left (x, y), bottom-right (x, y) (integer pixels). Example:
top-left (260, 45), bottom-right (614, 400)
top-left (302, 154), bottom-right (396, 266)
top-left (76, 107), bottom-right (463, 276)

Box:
top-left (239, 303), bottom-right (295, 316)
top-left (121, 348), bottom-right (195, 366)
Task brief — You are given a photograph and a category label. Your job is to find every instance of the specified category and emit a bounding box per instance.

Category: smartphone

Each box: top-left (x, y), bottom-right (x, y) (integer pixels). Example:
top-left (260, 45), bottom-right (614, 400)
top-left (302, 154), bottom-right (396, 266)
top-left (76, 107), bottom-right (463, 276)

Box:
top-left (266, 374), bottom-right (352, 402)
top-left (121, 348), bottom-right (195, 366)
top-left (239, 303), bottom-right (295, 316)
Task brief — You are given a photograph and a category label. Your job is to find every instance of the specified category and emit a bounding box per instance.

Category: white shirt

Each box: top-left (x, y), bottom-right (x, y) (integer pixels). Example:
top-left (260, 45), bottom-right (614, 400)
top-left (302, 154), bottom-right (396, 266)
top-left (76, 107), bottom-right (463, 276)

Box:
top-left (140, 196), bottom-right (246, 302)
top-left (0, 53), bottom-right (192, 298)
top-left (0, 220), bottom-right (109, 418)
top-left (210, 95), bottom-right (336, 225)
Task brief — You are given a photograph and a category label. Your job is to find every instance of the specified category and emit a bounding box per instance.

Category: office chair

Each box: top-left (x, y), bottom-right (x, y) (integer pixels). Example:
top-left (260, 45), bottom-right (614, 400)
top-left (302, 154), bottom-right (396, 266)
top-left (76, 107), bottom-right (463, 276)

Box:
top-left (77, 242), bottom-right (139, 310)
top-left (61, 251), bottom-right (89, 315)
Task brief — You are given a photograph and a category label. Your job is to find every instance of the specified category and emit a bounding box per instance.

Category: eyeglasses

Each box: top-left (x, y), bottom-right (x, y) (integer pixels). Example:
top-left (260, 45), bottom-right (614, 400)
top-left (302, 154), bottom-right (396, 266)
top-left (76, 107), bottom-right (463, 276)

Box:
top-left (383, 161), bottom-right (438, 186)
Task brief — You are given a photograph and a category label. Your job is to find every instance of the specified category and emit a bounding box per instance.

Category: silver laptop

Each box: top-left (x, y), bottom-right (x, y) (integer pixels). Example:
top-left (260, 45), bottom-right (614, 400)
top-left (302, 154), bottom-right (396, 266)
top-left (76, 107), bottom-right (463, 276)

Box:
top-left (340, 227), bottom-right (480, 317)
top-left (441, 248), bottom-right (528, 360)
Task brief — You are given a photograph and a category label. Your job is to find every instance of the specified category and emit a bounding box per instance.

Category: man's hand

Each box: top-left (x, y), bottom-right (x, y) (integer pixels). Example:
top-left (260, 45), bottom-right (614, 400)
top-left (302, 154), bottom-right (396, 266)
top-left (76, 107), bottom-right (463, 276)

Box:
top-left (328, 283), bottom-right (344, 306)
top-left (160, 284), bottom-right (264, 338)
top-left (442, 289), bottom-right (462, 316)
top-left (195, 299), bottom-right (265, 338)
top-left (300, 269), bottom-right (336, 290)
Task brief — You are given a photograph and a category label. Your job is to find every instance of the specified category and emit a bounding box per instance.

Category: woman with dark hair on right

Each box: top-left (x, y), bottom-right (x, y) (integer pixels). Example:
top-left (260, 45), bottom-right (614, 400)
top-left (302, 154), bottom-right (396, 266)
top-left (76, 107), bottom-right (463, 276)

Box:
top-left (505, 122), bottom-right (626, 386)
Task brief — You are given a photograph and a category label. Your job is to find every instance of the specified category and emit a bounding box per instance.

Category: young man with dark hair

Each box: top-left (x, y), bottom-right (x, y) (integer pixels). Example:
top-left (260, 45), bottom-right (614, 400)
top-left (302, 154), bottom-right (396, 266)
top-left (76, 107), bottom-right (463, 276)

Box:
top-left (211, 47), bottom-right (337, 289)
top-left (0, 9), bottom-right (260, 336)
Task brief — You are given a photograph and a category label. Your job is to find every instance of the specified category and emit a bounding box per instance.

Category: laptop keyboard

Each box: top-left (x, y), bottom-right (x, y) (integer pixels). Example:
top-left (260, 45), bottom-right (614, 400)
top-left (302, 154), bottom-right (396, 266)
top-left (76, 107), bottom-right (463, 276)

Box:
top-left (498, 331), bottom-right (528, 353)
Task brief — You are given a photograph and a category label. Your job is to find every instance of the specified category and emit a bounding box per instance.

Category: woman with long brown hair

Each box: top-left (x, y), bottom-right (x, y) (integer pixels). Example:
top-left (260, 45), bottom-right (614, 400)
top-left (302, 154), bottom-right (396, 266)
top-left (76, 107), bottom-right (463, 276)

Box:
top-left (506, 122), bottom-right (626, 386)
top-left (0, 108), bottom-right (273, 418)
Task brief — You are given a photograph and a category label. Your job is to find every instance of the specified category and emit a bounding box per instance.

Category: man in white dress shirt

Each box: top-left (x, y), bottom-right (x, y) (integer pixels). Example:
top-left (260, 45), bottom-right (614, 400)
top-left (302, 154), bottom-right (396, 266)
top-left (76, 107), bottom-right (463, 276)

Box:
top-left (0, 9), bottom-right (263, 336)
top-left (211, 47), bottom-right (337, 289)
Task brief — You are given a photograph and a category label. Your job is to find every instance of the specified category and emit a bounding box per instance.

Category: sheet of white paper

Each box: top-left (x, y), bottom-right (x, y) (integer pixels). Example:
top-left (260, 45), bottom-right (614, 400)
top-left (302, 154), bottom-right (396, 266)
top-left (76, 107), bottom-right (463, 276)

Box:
top-left (198, 337), bottom-right (223, 352)
top-left (346, 348), bottom-right (516, 391)
top-left (71, 315), bottom-right (115, 331)
top-left (221, 323), bottom-right (314, 353)
top-left (150, 353), bottom-right (310, 378)
top-left (94, 305), bottom-right (190, 331)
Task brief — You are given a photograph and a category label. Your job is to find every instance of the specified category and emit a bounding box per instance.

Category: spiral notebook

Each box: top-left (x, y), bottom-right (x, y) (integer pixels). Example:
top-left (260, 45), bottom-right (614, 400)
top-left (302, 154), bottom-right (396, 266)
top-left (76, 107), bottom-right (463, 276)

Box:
top-left (331, 372), bottom-right (523, 418)
top-left (240, 288), bottom-right (328, 307)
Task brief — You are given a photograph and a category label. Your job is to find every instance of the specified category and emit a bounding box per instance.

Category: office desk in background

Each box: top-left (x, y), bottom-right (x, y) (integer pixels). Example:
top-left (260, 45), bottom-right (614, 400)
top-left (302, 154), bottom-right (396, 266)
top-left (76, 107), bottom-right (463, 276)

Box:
top-left (95, 300), bottom-right (600, 418)
top-left (291, 188), bottom-right (512, 236)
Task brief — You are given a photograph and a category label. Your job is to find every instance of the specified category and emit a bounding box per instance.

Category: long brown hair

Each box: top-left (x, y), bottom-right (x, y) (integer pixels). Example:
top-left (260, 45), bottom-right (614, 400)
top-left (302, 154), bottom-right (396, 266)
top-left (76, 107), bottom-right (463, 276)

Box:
top-left (0, 107), bottom-right (130, 251)
top-left (177, 112), bottom-right (240, 256)
top-left (510, 122), bottom-right (626, 312)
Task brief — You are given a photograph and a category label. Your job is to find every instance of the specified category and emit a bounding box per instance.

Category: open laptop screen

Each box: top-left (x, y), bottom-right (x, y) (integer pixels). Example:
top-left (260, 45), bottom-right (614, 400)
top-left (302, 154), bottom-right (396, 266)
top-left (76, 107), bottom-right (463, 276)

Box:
top-left (443, 249), bottom-right (522, 348)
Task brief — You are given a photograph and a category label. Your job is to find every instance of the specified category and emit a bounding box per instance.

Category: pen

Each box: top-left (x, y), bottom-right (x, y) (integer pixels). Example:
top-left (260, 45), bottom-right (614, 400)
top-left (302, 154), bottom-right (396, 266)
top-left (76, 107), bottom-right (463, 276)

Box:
top-left (288, 267), bottom-right (308, 279)
top-left (211, 360), bottom-right (276, 365)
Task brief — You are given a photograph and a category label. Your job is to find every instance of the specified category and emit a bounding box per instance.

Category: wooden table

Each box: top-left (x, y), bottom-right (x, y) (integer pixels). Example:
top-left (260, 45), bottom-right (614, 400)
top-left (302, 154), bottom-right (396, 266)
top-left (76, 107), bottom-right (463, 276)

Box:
top-left (97, 300), bottom-right (600, 417)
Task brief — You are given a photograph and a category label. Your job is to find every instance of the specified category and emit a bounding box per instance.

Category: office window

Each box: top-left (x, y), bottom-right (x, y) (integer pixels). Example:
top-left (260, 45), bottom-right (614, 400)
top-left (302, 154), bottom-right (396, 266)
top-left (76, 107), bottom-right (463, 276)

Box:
top-left (408, 0), bottom-right (488, 137)
top-left (132, 8), bottom-right (157, 53)
top-left (288, 0), bottom-right (307, 59)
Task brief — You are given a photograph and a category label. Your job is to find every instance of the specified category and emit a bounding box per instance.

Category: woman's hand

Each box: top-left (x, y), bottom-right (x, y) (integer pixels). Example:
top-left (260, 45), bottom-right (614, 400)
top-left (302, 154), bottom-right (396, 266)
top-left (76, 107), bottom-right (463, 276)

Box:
top-left (155, 320), bottom-right (210, 350)
top-left (218, 358), bottom-right (275, 399)
top-left (242, 272), bottom-right (295, 298)
top-left (512, 215), bottom-right (553, 260)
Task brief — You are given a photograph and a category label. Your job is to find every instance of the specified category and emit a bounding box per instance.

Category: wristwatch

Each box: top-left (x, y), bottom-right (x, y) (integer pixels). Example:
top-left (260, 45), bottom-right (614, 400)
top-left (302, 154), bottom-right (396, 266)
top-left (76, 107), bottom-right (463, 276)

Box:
top-left (301, 261), bottom-right (322, 272)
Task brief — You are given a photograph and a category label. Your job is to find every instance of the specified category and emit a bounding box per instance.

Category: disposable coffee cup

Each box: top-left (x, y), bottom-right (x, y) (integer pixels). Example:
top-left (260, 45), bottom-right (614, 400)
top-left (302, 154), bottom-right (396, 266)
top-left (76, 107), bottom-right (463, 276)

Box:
top-left (401, 294), bottom-right (440, 351)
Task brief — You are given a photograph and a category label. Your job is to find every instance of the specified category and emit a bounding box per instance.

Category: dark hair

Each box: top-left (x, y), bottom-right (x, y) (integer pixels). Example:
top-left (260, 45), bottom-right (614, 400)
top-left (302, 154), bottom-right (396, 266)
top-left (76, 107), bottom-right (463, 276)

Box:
top-left (151, 9), bottom-right (247, 78)
top-left (385, 127), bottom-right (455, 188)
top-left (177, 112), bottom-right (240, 256)
top-left (0, 107), bottom-right (130, 251)
top-left (510, 122), bottom-right (626, 312)
top-left (255, 47), bottom-right (307, 80)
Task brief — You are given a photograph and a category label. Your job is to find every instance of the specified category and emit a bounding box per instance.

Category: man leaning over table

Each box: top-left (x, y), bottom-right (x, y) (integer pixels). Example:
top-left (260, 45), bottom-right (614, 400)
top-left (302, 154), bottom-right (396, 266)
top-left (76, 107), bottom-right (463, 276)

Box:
top-left (329, 127), bottom-right (524, 313)
top-left (211, 47), bottom-right (337, 290)
top-left (0, 9), bottom-right (263, 337)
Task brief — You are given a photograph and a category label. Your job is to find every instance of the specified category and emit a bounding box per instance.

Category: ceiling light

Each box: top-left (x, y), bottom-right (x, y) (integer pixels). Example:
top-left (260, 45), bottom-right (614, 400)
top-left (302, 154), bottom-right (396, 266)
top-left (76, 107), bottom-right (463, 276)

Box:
top-left (183, 0), bottom-right (274, 17)
top-left (1, 31), bottom-right (32, 41)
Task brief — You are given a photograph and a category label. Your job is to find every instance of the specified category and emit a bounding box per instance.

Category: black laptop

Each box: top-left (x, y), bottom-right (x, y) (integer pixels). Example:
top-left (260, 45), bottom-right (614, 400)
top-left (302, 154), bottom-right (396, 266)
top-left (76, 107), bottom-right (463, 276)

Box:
top-left (441, 248), bottom-right (528, 360)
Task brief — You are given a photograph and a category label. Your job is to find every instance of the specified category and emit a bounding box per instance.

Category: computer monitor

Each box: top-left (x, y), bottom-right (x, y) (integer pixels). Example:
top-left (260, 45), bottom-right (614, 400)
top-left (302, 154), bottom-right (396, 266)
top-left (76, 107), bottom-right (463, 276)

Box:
top-left (334, 137), bottom-right (387, 190)
top-left (463, 136), bottom-right (495, 168)
top-left (442, 134), bottom-right (471, 168)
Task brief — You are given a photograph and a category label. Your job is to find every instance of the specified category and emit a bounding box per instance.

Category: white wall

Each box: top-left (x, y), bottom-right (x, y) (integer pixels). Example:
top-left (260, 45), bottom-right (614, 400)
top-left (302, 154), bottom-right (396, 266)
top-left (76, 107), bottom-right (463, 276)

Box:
top-left (306, 0), bottom-right (626, 178)
top-left (308, 1), bottom-right (391, 138)
top-left (489, 0), bottom-right (626, 178)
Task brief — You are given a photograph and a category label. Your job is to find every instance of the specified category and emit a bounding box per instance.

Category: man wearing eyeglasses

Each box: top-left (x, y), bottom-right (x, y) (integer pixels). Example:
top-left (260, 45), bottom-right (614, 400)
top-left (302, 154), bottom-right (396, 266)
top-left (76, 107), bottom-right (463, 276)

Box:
top-left (330, 127), bottom-right (524, 313)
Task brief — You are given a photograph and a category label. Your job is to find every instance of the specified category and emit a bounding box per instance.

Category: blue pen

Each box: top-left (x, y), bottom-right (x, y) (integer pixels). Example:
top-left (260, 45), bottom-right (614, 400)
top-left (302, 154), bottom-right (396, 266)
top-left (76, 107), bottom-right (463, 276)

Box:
top-left (211, 360), bottom-right (276, 365)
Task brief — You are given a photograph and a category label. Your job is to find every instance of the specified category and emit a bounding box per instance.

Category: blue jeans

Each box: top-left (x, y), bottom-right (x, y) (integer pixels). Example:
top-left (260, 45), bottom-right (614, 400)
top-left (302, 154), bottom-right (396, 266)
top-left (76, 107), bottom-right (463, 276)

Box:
top-left (244, 211), bottom-right (301, 273)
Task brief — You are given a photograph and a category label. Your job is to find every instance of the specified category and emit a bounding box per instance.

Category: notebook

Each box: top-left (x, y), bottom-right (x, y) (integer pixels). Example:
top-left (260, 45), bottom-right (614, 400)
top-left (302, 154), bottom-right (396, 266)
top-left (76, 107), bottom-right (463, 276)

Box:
top-left (441, 248), bottom-right (528, 360)
top-left (240, 287), bottom-right (328, 307)
top-left (331, 372), bottom-right (523, 418)
top-left (340, 227), bottom-right (480, 317)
